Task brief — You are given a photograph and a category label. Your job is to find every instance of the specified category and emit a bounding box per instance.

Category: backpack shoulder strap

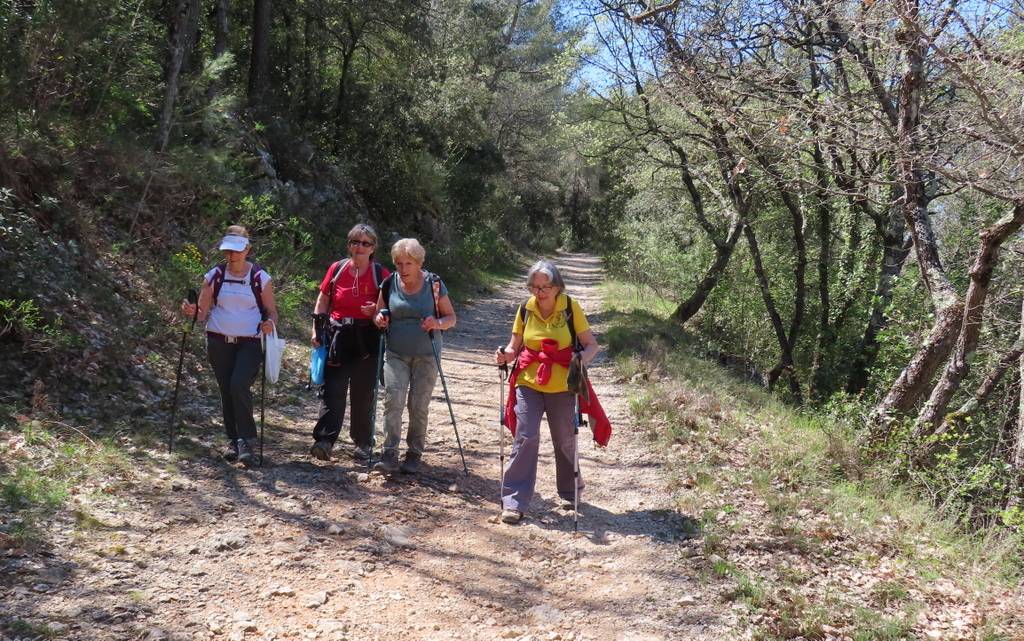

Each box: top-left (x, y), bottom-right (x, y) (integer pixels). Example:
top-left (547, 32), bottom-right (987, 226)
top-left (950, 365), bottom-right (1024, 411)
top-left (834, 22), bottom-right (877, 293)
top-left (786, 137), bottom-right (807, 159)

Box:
top-left (325, 258), bottom-right (348, 318)
top-left (329, 258), bottom-right (349, 287)
top-left (372, 261), bottom-right (384, 289)
top-left (427, 272), bottom-right (441, 319)
top-left (250, 263), bottom-right (267, 317)
top-left (518, 301), bottom-right (528, 328)
top-left (564, 294), bottom-right (578, 351)
top-left (211, 263), bottom-right (227, 307)
top-left (381, 272), bottom-right (397, 310)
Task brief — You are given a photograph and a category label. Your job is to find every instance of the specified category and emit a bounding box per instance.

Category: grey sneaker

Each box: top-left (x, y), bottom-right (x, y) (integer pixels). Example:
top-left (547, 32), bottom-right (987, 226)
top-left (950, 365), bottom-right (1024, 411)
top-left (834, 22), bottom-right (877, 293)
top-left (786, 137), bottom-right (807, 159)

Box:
top-left (222, 441), bottom-right (239, 462)
top-left (558, 498), bottom-right (575, 511)
top-left (373, 450), bottom-right (399, 474)
top-left (500, 509), bottom-right (523, 524)
top-left (237, 438), bottom-right (256, 466)
top-left (352, 444), bottom-right (372, 461)
top-left (310, 440), bottom-right (332, 461)
top-left (399, 452), bottom-right (422, 475)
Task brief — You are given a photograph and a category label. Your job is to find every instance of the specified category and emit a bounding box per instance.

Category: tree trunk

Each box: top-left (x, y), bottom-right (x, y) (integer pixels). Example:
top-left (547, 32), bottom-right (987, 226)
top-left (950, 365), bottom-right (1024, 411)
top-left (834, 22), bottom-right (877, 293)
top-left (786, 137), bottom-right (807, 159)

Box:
top-left (806, 42), bottom-right (835, 403)
top-left (809, 171), bottom-right (832, 401)
top-left (668, 143), bottom-right (745, 325)
top-left (943, 300), bottom-right (1024, 427)
top-left (282, 8), bottom-right (295, 101)
top-left (248, 0), bottom-right (273, 108)
top-left (213, 0), bottom-right (229, 57)
top-left (745, 222), bottom-right (804, 404)
top-left (1009, 300), bottom-right (1024, 506)
top-left (181, 0), bottom-right (202, 76)
top-left (332, 38), bottom-right (357, 153)
top-left (156, 0), bottom-right (200, 151)
top-left (917, 203), bottom-right (1024, 435)
top-left (207, 0), bottom-right (230, 101)
top-left (487, 0), bottom-right (525, 91)
top-left (744, 148), bottom-right (808, 404)
top-left (300, 15), bottom-right (313, 124)
top-left (672, 216), bottom-right (744, 324)
top-left (846, 200), bottom-right (912, 393)
top-left (871, 0), bottom-right (962, 436)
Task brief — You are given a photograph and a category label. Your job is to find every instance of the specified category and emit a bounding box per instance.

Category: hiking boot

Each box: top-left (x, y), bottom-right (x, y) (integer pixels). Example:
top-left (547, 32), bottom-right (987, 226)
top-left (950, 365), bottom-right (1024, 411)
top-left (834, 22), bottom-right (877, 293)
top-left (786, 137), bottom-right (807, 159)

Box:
top-left (399, 452), bottom-right (422, 475)
top-left (352, 444), bottom-right (372, 462)
top-left (310, 440), bottom-right (332, 461)
top-left (500, 509), bottom-right (523, 524)
top-left (558, 498), bottom-right (576, 511)
top-left (373, 450), bottom-right (399, 474)
top-left (237, 438), bottom-right (257, 466)
top-left (222, 441), bottom-right (239, 462)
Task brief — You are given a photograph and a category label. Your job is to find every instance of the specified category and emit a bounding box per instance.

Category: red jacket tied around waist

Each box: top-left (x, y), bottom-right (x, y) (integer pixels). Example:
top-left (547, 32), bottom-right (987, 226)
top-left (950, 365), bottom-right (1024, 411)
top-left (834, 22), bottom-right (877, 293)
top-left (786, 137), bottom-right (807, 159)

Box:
top-left (504, 343), bottom-right (612, 447)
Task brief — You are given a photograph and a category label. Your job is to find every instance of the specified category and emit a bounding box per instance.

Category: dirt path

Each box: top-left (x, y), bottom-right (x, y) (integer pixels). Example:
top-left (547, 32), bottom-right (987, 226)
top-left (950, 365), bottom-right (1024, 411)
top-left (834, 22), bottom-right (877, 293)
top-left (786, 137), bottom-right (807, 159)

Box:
top-left (4, 254), bottom-right (728, 641)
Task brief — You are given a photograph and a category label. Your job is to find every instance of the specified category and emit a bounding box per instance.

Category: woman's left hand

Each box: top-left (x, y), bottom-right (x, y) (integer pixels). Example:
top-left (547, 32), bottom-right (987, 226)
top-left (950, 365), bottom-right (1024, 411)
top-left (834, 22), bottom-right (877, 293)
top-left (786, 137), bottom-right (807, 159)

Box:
top-left (421, 316), bottom-right (442, 332)
top-left (260, 319), bottom-right (275, 335)
top-left (360, 302), bottom-right (376, 317)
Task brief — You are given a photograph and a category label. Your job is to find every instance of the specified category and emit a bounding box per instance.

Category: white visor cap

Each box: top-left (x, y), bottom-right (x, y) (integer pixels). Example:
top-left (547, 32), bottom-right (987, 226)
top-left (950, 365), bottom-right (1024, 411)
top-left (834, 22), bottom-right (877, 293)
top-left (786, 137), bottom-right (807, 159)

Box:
top-left (219, 234), bottom-right (249, 252)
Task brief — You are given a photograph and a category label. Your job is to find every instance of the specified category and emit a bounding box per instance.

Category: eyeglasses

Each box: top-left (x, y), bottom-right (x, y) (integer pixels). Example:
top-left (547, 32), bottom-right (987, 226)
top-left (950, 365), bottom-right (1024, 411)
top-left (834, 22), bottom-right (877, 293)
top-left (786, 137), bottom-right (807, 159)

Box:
top-left (348, 239), bottom-right (375, 248)
top-left (528, 284), bottom-right (554, 293)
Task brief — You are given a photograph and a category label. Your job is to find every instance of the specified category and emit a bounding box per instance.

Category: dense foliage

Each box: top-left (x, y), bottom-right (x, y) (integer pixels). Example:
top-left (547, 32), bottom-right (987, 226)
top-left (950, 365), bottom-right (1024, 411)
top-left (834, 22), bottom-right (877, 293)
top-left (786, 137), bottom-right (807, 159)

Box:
top-left (0, 0), bottom-right (590, 408)
top-left (574, 0), bottom-right (1024, 526)
top-left (3, 0), bottom-right (1024, 533)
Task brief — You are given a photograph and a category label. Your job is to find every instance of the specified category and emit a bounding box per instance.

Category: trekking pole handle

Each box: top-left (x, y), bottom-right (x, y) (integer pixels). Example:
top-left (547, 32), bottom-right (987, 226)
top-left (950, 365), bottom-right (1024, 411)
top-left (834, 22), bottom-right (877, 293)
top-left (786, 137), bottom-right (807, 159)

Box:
top-left (497, 345), bottom-right (510, 376)
top-left (186, 288), bottom-right (199, 331)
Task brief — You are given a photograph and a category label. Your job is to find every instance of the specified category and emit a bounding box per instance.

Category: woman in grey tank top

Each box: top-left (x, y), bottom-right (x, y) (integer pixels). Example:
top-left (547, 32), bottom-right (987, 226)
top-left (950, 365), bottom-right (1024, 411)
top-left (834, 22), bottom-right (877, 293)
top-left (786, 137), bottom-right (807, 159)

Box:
top-left (372, 238), bottom-right (457, 474)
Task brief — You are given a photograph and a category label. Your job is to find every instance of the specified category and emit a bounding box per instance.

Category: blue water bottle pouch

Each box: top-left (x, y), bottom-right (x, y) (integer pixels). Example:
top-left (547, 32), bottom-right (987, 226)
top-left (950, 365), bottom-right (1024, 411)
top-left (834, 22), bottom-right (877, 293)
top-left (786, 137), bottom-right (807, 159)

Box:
top-left (310, 345), bottom-right (327, 385)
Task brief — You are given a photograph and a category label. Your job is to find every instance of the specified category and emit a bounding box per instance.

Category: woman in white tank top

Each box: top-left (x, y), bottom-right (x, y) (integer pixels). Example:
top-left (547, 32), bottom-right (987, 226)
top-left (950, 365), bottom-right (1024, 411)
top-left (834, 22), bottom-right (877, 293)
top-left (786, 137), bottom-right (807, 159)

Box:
top-left (181, 225), bottom-right (278, 465)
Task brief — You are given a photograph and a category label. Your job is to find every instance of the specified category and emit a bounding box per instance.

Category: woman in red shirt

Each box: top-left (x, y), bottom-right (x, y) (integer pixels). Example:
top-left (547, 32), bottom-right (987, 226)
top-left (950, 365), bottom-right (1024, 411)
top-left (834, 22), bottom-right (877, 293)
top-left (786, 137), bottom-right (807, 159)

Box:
top-left (309, 224), bottom-right (390, 461)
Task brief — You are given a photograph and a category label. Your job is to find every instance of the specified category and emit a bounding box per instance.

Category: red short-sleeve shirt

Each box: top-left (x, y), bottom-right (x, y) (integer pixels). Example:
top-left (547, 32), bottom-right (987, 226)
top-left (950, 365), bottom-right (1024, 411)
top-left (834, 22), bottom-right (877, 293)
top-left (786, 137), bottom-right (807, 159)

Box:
top-left (319, 260), bottom-right (391, 320)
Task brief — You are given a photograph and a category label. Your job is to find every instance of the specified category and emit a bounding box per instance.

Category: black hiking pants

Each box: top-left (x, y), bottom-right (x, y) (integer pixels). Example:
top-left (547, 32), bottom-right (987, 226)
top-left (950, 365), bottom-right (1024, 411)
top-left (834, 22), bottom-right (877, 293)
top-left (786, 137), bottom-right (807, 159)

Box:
top-left (207, 335), bottom-right (262, 442)
top-left (312, 354), bottom-right (377, 449)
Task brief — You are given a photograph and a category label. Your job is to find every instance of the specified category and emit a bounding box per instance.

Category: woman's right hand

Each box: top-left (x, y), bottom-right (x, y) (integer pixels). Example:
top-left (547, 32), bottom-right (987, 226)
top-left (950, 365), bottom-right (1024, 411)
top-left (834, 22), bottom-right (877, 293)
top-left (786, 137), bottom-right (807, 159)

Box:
top-left (495, 347), bottom-right (513, 365)
top-left (311, 331), bottom-right (320, 348)
top-left (181, 300), bottom-right (198, 318)
top-left (374, 312), bottom-right (390, 329)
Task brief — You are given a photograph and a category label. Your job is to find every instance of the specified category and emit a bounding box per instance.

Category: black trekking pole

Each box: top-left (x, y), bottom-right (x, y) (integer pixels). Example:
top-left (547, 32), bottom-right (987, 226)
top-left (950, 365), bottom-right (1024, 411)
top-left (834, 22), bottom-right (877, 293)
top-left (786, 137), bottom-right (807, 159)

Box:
top-left (259, 311), bottom-right (268, 467)
top-left (169, 288), bottom-right (199, 454)
top-left (369, 317), bottom-right (388, 472)
top-left (429, 330), bottom-right (468, 476)
top-left (498, 349), bottom-right (509, 508)
top-left (572, 393), bottom-right (585, 534)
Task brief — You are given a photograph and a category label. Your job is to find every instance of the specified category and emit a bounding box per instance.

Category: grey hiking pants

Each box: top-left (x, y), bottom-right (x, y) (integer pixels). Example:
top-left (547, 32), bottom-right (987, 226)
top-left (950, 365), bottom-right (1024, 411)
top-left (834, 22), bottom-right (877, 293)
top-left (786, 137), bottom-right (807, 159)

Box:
top-left (501, 386), bottom-right (583, 514)
top-left (381, 352), bottom-right (438, 457)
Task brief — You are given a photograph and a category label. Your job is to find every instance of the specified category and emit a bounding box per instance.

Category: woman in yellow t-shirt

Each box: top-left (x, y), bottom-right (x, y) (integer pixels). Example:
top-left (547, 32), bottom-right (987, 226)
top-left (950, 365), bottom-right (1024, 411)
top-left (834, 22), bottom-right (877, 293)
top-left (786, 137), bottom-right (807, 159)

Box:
top-left (494, 260), bottom-right (599, 524)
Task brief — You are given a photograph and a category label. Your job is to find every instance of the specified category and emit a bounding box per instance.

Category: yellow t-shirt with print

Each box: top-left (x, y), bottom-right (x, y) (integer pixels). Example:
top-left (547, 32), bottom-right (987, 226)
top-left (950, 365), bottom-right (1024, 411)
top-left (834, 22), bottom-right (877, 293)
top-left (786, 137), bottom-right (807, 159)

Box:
top-left (513, 293), bottom-right (590, 393)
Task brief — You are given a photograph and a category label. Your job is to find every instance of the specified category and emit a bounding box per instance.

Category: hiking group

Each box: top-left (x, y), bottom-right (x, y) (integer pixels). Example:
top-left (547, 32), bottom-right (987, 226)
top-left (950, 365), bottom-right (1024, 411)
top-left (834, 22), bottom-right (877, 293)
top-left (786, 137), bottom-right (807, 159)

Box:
top-left (179, 223), bottom-right (611, 524)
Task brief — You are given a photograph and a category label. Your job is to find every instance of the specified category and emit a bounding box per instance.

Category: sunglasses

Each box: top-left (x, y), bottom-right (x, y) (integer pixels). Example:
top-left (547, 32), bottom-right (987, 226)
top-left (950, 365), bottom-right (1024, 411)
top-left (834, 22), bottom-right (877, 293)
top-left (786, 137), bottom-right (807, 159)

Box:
top-left (348, 239), bottom-right (375, 248)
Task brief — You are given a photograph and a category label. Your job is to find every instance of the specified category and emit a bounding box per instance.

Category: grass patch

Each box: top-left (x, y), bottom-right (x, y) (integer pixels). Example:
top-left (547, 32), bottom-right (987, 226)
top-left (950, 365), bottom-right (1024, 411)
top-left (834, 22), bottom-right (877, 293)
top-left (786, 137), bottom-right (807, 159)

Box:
top-left (871, 580), bottom-right (909, 606)
top-left (757, 594), bottom-right (831, 640)
top-left (3, 619), bottom-right (58, 639)
top-left (849, 607), bottom-right (916, 641)
top-left (601, 275), bottom-right (1024, 637)
top-left (0, 418), bottom-right (136, 546)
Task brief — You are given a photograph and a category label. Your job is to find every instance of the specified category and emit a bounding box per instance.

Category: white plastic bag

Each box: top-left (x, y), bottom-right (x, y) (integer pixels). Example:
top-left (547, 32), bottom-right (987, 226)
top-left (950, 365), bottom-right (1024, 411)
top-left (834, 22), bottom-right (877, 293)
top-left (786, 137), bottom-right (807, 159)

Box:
top-left (263, 327), bottom-right (286, 384)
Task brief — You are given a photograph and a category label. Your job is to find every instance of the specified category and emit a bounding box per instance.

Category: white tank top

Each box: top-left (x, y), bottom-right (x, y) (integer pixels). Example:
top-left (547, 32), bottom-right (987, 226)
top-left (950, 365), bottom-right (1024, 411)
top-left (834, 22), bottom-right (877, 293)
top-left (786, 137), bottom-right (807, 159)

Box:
top-left (204, 265), bottom-right (271, 337)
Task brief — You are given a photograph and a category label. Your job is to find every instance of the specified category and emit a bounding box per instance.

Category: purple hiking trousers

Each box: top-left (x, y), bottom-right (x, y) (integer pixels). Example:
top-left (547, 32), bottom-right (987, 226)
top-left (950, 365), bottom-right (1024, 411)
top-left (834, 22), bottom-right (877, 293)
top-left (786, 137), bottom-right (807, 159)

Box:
top-left (501, 386), bottom-right (584, 514)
